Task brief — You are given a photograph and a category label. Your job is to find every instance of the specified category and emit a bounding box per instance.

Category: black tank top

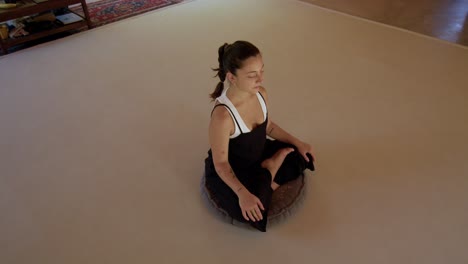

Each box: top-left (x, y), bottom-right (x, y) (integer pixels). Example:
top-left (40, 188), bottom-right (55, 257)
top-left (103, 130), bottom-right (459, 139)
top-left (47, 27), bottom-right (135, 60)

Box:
top-left (207, 92), bottom-right (269, 171)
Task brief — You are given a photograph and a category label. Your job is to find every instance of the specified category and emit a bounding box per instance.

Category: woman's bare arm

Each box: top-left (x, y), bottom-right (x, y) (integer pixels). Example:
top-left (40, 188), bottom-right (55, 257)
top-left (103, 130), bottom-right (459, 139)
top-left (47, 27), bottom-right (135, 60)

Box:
top-left (209, 106), bottom-right (265, 221)
top-left (209, 106), bottom-right (247, 196)
top-left (259, 86), bottom-right (315, 161)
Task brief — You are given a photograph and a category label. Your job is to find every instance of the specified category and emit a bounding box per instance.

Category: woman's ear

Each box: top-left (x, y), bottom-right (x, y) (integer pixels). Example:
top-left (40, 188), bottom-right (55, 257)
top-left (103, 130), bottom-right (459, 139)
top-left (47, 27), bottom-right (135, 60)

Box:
top-left (227, 72), bottom-right (236, 84)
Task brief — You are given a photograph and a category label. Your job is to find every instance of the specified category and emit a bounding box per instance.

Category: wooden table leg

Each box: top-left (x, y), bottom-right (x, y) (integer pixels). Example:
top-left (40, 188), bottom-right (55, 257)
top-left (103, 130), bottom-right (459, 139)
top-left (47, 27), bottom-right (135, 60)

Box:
top-left (0, 40), bottom-right (8, 55)
top-left (80, 0), bottom-right (93, 29)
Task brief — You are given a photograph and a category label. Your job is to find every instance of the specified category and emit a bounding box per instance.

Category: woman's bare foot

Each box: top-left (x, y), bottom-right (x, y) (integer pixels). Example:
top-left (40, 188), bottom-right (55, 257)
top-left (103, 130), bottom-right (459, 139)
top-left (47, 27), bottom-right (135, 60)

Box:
top-left (271, 182), bottom-right (280, 191)
top-left (261, 148), bottom-right (294, 189)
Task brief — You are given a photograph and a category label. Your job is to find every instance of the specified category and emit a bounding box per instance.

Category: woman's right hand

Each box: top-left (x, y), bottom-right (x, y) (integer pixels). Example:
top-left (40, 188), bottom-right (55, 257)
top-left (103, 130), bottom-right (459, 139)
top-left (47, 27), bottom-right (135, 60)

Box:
top-left (238, 189), bottom-right (265, 222)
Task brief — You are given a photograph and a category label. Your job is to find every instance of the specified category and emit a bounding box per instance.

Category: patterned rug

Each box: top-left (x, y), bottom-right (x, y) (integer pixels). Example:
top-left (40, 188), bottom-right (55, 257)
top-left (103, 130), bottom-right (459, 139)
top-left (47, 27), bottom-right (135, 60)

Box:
top-left (71, 0), bottom-right (185, 27)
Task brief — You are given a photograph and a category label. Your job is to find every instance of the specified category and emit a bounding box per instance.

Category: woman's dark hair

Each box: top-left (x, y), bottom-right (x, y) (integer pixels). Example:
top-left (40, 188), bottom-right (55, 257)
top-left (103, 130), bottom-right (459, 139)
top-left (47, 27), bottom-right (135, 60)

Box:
top-left (210, 40), bottom-right (260, 100)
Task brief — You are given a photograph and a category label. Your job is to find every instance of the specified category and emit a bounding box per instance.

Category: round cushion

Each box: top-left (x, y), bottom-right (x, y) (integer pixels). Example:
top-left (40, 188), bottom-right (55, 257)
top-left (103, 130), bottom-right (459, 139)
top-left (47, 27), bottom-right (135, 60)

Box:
top-left (200, 172), bottom-right (307, 229)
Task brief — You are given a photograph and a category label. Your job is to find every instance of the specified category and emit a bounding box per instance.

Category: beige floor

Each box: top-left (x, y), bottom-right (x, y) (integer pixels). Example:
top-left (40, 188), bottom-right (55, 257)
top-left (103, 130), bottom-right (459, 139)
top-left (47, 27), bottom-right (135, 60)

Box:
top-left (1, 0), bottom-right (468, 263)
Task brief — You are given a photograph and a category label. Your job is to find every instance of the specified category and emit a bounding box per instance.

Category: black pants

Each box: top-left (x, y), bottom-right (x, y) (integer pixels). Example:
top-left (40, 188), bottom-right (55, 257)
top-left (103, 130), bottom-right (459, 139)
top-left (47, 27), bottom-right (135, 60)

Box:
top-left (205, 139), bottom-right (314, 231)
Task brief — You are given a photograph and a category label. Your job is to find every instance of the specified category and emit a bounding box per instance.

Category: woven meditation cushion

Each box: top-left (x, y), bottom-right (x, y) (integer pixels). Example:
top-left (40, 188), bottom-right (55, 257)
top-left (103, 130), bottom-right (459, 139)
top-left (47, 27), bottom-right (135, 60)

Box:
top-left (200, 172), bottom-right (307, 228)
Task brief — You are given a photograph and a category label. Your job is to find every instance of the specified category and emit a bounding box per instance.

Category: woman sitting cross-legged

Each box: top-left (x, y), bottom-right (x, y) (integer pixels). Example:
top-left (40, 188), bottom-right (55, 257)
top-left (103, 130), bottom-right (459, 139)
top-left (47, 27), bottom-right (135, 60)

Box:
top-left (204, 40), bottom-right (315, 232)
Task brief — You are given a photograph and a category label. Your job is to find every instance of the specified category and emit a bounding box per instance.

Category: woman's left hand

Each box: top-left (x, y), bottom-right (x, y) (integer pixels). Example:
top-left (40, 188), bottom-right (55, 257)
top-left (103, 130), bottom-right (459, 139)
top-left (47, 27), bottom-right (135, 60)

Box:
top-left (295, 141), bottom-right (315, 163)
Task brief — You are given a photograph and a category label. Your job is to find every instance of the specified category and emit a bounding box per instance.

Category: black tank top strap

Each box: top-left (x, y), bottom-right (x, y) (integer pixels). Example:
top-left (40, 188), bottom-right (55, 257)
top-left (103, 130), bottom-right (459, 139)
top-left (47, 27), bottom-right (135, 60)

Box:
top-left (258, 91), bottom-right (267, 105)
top-left (257, 92), bottom-right (268, 120)
top-left (211, 103), bottom-right (244, 134)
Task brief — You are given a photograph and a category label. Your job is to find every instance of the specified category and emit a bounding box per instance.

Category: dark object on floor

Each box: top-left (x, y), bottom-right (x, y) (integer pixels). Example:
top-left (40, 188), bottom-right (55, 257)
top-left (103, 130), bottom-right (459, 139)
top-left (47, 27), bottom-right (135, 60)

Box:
top-left (23, 21), bottom-right (55, 34)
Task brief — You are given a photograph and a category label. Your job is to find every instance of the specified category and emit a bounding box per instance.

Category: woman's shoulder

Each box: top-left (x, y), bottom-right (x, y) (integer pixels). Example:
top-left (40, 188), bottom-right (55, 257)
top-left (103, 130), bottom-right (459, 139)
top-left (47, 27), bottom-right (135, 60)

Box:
top-left (211, 103), bottom-right (232, 123)
top-left (210, 103), bottom-right (234, 136)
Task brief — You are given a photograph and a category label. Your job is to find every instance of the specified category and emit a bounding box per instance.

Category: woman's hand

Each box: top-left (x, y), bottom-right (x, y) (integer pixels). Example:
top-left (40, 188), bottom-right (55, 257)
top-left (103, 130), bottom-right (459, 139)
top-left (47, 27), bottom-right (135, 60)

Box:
top-left (238, 189), bottom-right (265, 222)
top-left (295, 141), bottom-right (316, 163)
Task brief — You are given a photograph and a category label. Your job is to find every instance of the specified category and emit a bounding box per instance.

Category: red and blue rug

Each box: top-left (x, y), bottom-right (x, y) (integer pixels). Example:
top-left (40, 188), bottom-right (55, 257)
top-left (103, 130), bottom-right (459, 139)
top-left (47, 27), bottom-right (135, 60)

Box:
top-left (71, 0), bottom-right (185, 27)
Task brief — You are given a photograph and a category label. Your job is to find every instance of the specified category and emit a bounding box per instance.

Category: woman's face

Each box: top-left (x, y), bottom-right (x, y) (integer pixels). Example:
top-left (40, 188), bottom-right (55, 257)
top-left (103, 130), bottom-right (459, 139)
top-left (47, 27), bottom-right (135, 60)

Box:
top-left (229, 55), bottom-right (264, 94)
